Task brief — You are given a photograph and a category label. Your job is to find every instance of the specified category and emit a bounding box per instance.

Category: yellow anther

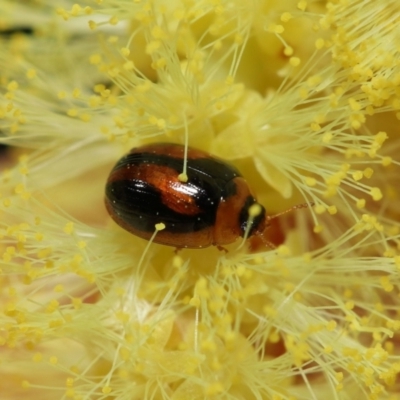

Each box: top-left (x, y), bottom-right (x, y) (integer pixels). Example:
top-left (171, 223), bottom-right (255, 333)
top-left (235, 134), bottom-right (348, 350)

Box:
top-left (290, 57), bottom-right (301, 66)
top-left (155, 222), bottom-right (165, 231)
top-left (370, 187), bottom-right (382, 201)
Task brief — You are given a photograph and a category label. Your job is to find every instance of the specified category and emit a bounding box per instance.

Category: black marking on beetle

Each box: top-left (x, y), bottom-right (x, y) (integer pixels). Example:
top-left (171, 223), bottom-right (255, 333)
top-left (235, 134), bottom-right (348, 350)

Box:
top-left (106, 178), bottom-right (215, 233)
top-left (112, 152), bottom-right (241, 199)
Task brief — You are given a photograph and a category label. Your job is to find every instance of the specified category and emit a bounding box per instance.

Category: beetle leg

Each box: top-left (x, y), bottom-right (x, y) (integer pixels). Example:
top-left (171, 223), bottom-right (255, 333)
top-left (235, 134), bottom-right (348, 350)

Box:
top-left (174, 247), bottom-right (183, 254)
top-left (216, 245), bottom-right (229, 253)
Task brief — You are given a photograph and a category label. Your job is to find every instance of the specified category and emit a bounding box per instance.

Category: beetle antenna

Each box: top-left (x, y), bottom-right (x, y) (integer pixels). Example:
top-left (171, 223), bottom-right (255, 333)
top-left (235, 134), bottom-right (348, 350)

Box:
top-left (267, 202), bottom-right (314, 221)
top-left (253, 202), bottom-right (314, 251)
top-left (257, 231), bottom-right (276, 249)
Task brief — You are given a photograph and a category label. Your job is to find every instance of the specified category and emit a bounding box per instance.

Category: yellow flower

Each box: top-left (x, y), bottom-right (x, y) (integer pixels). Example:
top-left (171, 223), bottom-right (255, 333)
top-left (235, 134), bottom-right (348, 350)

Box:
top-left (1, 1), bottom-right (400, 399)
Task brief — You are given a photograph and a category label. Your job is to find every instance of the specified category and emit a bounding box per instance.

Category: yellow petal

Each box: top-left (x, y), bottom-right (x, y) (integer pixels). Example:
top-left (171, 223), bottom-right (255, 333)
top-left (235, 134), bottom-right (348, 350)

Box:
top-left (254, 156), bottom-right (293, 198)
top-left (212, 122), bottom-right (254, 159)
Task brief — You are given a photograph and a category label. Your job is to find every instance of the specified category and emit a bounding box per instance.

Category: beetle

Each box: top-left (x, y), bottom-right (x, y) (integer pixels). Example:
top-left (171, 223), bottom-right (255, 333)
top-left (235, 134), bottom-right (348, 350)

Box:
top-left (105, 142), bottom-right (310, 249)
